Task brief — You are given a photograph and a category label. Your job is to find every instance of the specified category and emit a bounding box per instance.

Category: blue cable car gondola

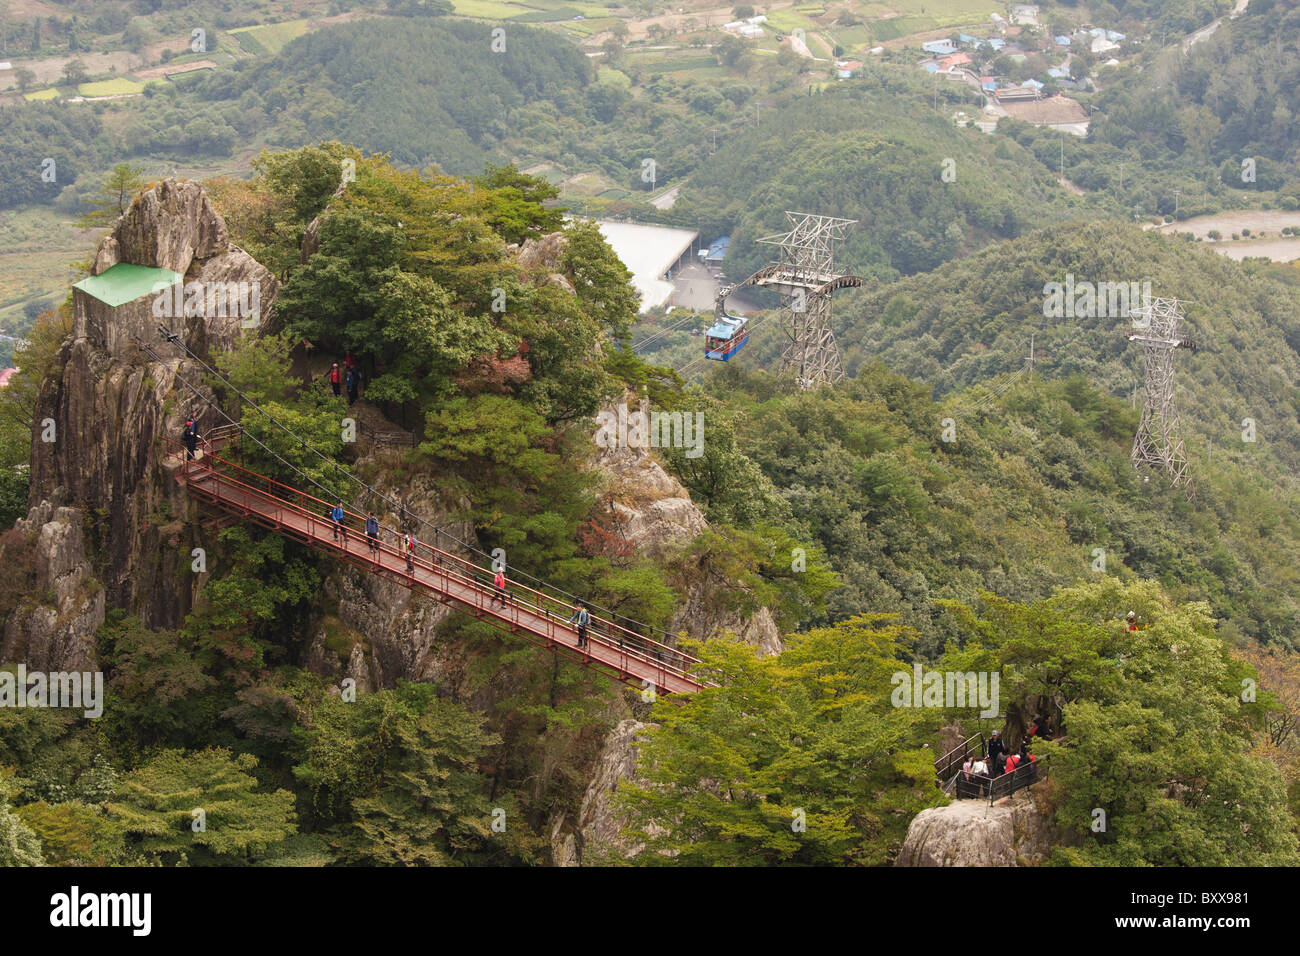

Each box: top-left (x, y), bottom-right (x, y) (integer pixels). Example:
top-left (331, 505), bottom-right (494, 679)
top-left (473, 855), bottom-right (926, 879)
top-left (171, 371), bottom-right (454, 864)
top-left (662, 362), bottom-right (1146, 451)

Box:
top-left (704, 313), bottom-right (749, 361)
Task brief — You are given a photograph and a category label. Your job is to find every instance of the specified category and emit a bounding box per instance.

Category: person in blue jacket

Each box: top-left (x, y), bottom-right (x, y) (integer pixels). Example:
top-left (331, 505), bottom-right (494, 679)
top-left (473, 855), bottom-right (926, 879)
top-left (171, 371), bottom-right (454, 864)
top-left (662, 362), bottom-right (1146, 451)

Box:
top-left (331, 501), bottom-right (346, 545)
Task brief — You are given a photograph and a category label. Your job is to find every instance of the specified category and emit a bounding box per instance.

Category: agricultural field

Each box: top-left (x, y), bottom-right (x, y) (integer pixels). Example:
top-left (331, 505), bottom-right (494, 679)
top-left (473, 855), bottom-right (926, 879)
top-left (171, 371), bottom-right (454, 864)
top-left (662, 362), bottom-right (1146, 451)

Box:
top-left (446, 0), bottom-right (538, 18)
top-left (0, 206), bottom-right (94, 338)
top-left (76, 78), bottom-right (146, 97)
top-left (229, 18), bottom-right (313, 55)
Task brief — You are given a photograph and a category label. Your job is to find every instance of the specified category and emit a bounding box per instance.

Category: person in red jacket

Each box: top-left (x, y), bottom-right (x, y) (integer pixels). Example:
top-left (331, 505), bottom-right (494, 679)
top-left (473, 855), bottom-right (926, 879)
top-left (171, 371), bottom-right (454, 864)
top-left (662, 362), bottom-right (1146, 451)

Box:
top-left (490, 567), bottom-right (508, 609)
top-left (328, 362), bottom-right (342, 397)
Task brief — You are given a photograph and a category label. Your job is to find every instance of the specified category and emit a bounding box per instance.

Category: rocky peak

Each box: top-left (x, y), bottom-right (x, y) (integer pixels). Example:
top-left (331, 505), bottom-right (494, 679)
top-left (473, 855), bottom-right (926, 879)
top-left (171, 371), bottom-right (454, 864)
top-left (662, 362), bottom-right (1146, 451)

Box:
top-left (27, 179), bottom-right (278, 644)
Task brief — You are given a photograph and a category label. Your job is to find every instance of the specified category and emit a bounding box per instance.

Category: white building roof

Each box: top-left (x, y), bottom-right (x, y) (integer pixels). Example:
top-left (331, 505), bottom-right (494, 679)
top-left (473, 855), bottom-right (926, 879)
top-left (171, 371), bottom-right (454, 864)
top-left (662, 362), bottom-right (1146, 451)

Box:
top-left (595, 220), bottom-right (699, 312)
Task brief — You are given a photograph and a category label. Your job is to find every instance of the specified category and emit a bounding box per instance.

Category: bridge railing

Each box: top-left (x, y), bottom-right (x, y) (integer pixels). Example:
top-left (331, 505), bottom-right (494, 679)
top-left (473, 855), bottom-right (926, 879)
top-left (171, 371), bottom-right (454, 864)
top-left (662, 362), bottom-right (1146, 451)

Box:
top-left (172, 437), bottom-right (705, 687)
top-left (935, 732), bottom-right (985, 785)
top-left (954, 755), bottom-right (1049, 804)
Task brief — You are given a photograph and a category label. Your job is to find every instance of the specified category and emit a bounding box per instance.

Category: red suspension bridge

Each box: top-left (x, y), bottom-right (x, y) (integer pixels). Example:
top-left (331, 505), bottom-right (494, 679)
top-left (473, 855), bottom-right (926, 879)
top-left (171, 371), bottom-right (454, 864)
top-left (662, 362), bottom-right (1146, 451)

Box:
top-left (170, 426), bottom-right (707, 695)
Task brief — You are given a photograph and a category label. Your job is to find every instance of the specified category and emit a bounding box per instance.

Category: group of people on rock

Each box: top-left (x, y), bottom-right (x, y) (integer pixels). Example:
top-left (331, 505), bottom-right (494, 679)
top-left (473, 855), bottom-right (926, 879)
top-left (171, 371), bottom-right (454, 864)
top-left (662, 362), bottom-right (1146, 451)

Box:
top-left (327, 352), bottom-right (362, 406)
top-left (961, 717), bottom-right (1051, 786)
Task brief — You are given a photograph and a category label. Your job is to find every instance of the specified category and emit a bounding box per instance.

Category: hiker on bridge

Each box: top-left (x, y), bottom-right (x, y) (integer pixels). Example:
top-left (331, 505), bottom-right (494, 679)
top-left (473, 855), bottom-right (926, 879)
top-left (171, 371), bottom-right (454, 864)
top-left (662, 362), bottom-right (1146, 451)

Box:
top-left (328, 362), bottom-right (342, 398)
top-left (569, 602), bottom-right (590, 649)
top-left (403, 531), bottom-right (417, 574)
top-left (331, 501), bottom-right (347, 546)
top-left (490, 567), bottom-right (508, 610)
top-left (181, 419), bottom-right (202, 460)
top-left (365, 512), bottom-right (380, 558)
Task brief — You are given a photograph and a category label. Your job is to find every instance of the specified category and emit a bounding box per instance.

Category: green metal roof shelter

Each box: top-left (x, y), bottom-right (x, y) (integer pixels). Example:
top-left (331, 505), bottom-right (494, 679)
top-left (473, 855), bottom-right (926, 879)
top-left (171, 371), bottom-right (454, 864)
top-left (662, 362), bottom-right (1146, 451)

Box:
top-left (74, 263), bottom-right (183, 308)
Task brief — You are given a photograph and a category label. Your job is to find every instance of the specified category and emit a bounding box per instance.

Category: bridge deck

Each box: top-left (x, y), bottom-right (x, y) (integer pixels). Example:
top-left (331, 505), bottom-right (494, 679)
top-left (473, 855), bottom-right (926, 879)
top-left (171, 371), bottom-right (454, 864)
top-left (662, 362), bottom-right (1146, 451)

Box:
top-left (173, 440), bottom-right (705, 695)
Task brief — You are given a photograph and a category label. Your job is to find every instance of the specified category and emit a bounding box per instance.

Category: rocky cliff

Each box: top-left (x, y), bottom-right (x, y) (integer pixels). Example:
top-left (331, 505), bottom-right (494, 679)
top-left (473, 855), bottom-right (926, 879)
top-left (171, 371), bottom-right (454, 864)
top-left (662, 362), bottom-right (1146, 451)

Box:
top-left (589, 393), bottom-right (782, 657)
top-left (1, 502), bottom-right (105, 673)
top-left (895, 790), bottom-right (1061, 866)
top-left (23, 179), bottom-right (277, 661)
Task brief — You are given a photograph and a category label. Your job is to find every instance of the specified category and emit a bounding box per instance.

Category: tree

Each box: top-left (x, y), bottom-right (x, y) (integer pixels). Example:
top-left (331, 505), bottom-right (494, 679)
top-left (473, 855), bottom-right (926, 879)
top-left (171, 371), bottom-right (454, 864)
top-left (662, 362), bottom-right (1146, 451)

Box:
top-left (106, 748), bottom-right (296, 863)
top-left (732, 4), bottom-right (755, 18)
top-left (614, 616), bottom-right (940, 865)
top-left (14, 67), bottom-right (34, 92)
top-left (303, 684), bottom-right (504, 865)
top-left (61, 57), bottom-right (87, 85)
top-left (17, 801), bottom-right (127, 866)
top-left (0, 0), bottom-right (10, 56)
top-left (943, 579), bottom-right (1300, 866)
top-left (77, 162), bottom-right (144, 228)
top-left (471, 162), bottom-right (565, 244)
top-left (0, 771), bottom-right (43, 866)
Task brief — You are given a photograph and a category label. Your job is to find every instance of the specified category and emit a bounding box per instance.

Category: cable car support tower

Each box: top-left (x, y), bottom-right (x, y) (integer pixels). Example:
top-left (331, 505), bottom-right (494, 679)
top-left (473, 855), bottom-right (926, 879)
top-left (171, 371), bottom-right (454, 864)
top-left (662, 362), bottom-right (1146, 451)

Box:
top-left (715, 212), bottom-right (864, 390)
top-left (1127, 296), bottom-right (1196, 495)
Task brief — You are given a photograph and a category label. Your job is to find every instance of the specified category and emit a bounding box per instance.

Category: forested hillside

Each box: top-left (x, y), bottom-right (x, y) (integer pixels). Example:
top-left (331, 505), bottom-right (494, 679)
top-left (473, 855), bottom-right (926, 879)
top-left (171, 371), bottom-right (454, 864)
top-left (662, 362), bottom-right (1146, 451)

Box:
top-left (664, 87), bottom-right (1089, 282)
top-left (3, 0), bottom-right (1300, 878)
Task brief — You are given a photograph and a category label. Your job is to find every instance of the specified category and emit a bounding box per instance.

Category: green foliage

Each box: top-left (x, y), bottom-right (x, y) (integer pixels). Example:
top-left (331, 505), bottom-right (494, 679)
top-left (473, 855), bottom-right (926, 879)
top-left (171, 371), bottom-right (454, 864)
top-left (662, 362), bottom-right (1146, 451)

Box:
top-left (183, 527), bottom-right (320, 682)
top-left (212, 330), bottom-right (352, 500)
top-left (0, 771), bottom-right (43, 867)
top-left (291, 682), bottom-right (507, 864)
top-left (17, 800), bottom-right (127, 866)
top-left (106, 748), bottom-right (296, 864)
top-left (76, 162), bottom-right (145, 228)
top-left (669, 90), bottom-right (1081, 282)
top-left (420, 396), bottom-right (597, 581)
top-left (615, 617), bottom-right (941, 865)
top-left (472, 162), bottom-right (566, 244)
top-left (943, 579), bottom-right (1300, 866)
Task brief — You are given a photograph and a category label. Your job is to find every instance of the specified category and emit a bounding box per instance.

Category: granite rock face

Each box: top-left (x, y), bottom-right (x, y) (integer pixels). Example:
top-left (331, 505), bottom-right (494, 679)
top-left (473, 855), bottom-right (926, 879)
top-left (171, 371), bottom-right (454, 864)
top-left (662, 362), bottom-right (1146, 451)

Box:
top-left (1, 503), bottom-right (105, 673)
top-left (895, 790), bottom-right (1058, 867)
top-left (589, 395), bottom-right (782, 657)
top-left (23, 179), bottom-right (278, 659)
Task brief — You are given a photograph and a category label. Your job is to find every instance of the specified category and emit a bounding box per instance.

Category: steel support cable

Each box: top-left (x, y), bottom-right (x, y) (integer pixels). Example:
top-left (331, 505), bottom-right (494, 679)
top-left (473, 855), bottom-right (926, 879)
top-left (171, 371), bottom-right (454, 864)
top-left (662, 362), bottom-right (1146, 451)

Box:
top-left (148, 331), bottom-right (683, 644)
top-left (631, 312), bottom-right (697, 352)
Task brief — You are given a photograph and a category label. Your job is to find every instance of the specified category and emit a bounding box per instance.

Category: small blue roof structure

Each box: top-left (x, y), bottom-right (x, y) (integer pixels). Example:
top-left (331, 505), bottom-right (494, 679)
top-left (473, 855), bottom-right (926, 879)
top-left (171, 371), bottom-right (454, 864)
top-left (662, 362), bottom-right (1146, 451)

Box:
top-left (705, 236), bottom-right (730, 261)
top-left (1107, 30), bottom-right (1125, 41)
top-left (922, 39), bottom-right (956, 54)
top-left (980, 77), bottom-right (998, 91)
top-left (1055, 35), bottom-right (1071, 45)
top-left (922, 62), bottom-right (940, 73)
top-left (958, 33), bottom-right (977, 43)
top-left (1022, 78), bottom-right (1045, 89)
top-left (1047, 67), bottom-right (1070, 78)
top-left (987, 37), bottom-right (1006, 51)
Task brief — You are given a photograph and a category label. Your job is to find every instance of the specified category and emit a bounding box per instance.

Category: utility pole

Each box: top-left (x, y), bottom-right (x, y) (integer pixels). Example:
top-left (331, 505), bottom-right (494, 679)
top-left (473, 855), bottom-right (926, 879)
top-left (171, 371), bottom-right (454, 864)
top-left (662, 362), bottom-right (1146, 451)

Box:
top-left (1173, 189), bottom-right (1180, 216)
top-left (1026, 333), bottom-right (1035, 378)
top-left (1060, 133), bottom-right (1064, 179)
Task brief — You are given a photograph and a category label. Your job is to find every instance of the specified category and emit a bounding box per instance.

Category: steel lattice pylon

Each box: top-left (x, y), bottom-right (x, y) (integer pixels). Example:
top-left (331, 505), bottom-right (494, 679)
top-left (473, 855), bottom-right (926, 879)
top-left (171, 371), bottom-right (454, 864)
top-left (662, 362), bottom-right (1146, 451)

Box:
top-left (755, 212), bottom-right (859, 390)
top-left (1127, 296), bottom-right (1197, 494)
